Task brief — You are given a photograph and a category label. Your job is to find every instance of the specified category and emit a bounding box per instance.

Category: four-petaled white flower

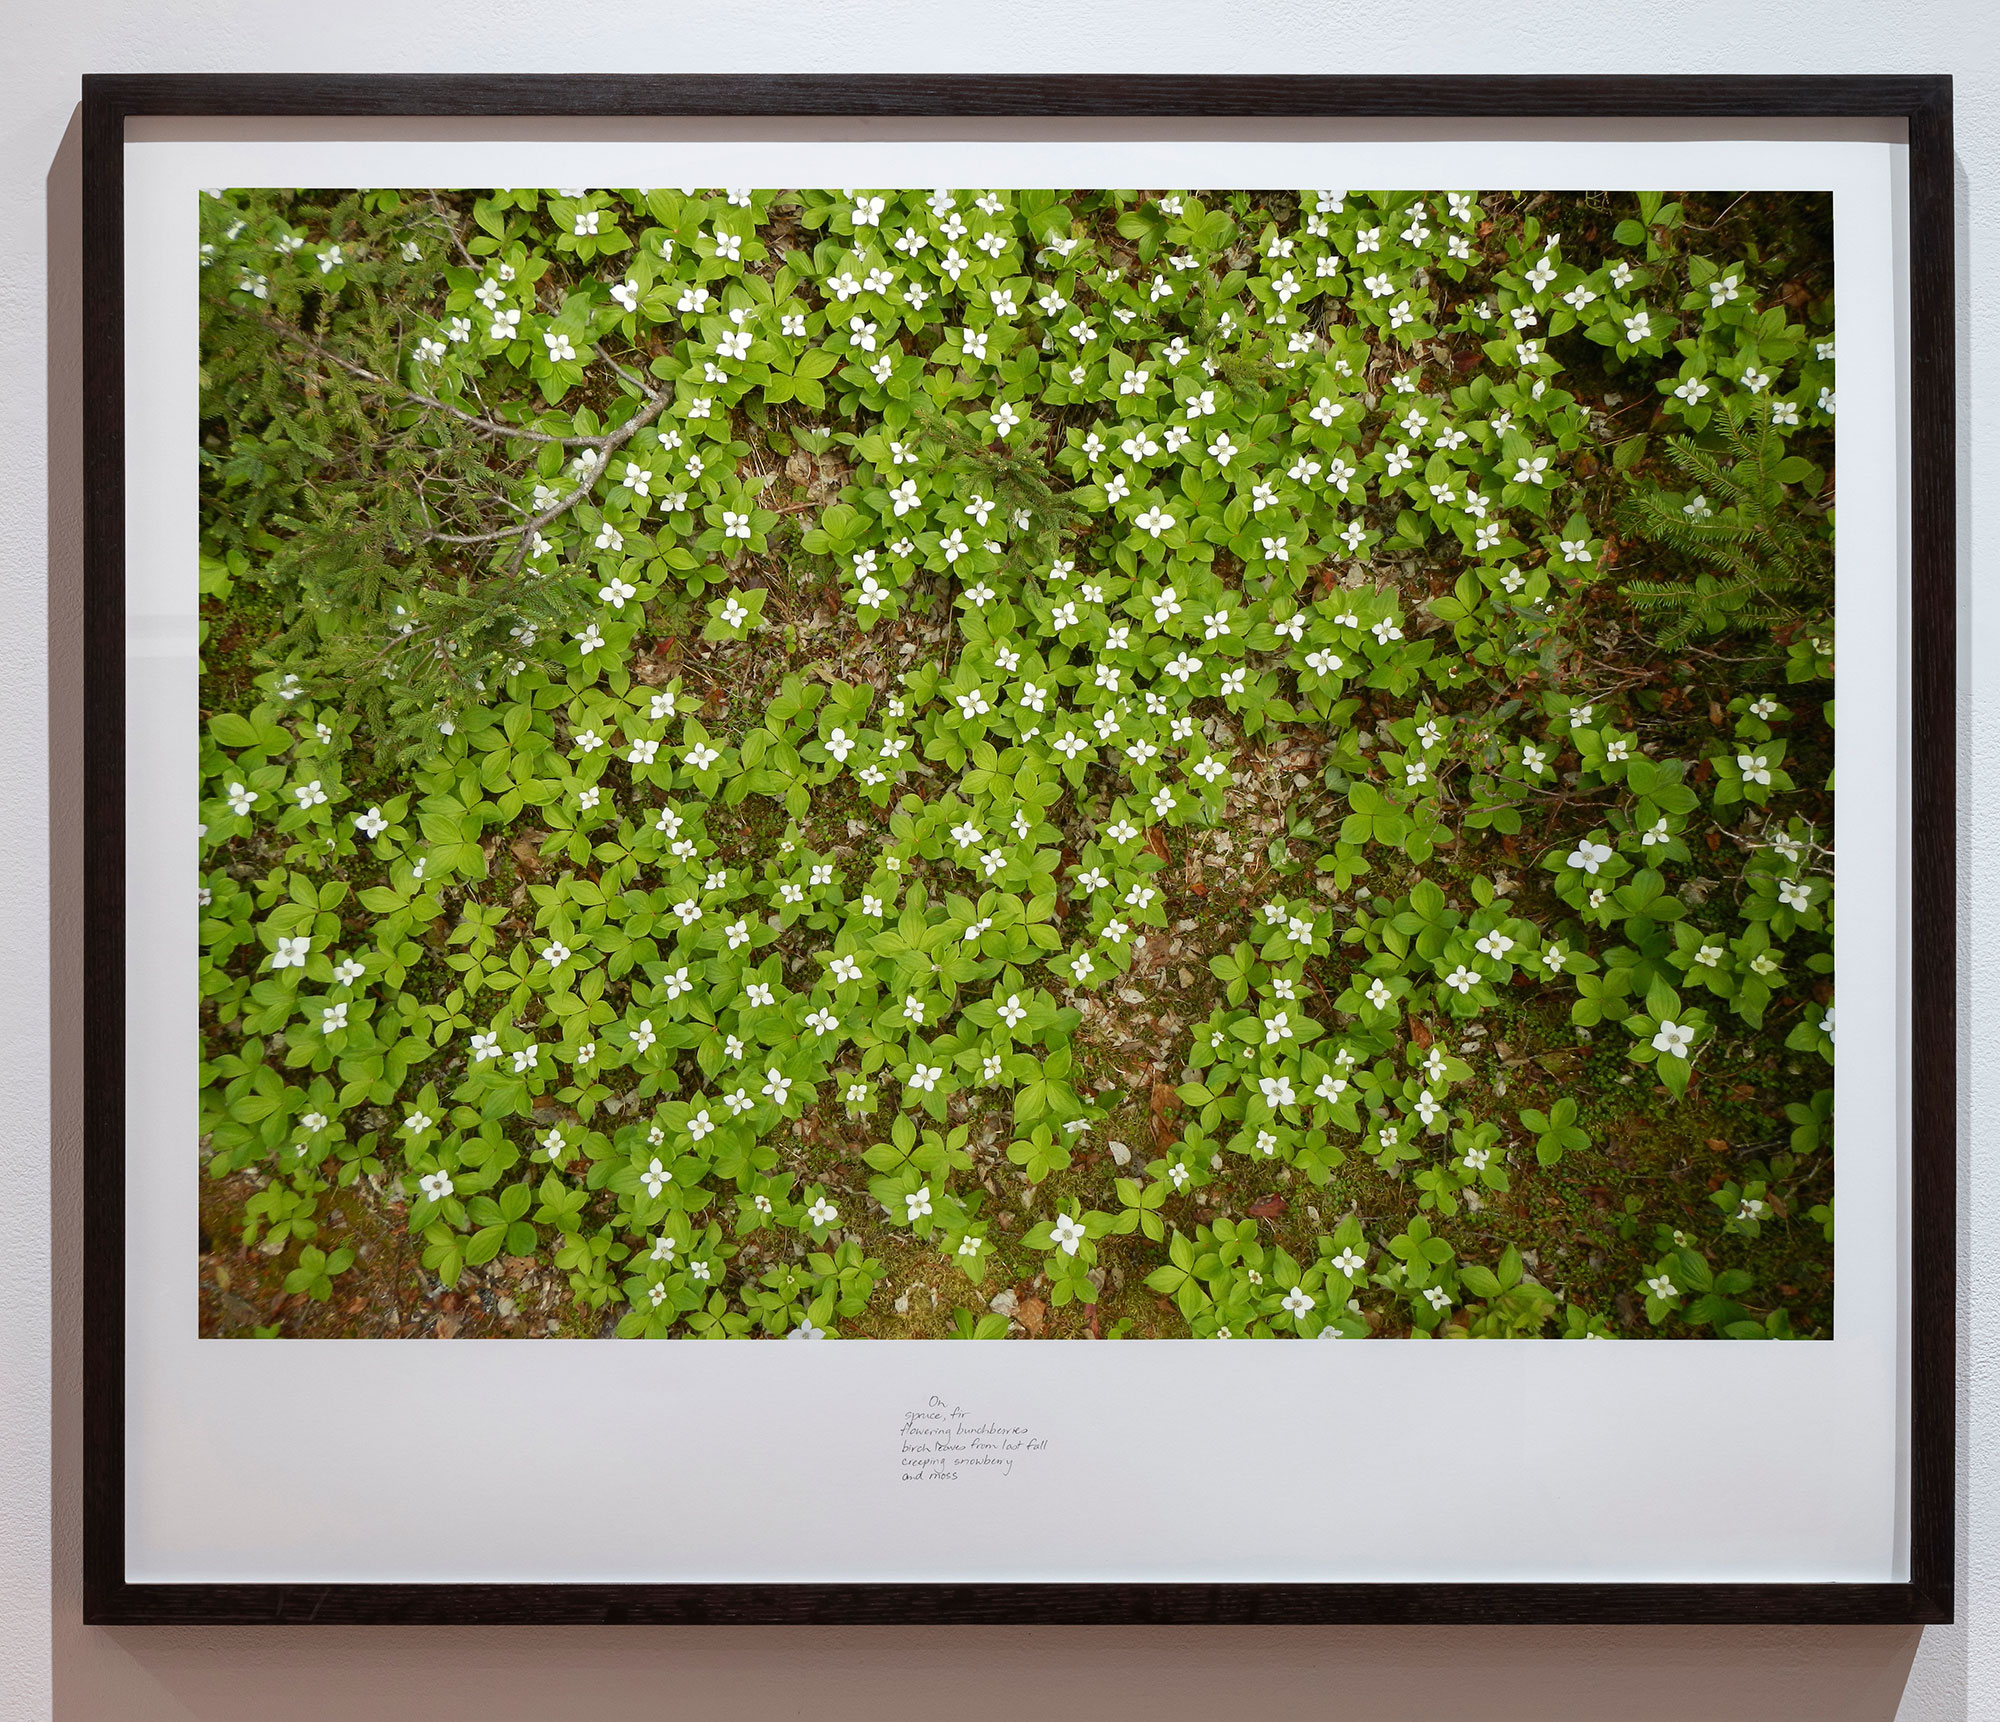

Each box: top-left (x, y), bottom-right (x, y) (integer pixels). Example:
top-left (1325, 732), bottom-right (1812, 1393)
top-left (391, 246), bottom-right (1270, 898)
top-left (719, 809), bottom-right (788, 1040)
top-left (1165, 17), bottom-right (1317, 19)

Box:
top-left (1050, 1212), bottom-right (1087, 1255)
top-left (905, 1185), bottom-right (934, 1222)
top-left (1646, 1274), bottom-right (1678, 1300)
top-left (1566, 840), bottom-right (1614, 875)
top-left (418, 1170), bottom-right (454, 1202)
top-left (1651, 1019), bottom-right (1696, 1058)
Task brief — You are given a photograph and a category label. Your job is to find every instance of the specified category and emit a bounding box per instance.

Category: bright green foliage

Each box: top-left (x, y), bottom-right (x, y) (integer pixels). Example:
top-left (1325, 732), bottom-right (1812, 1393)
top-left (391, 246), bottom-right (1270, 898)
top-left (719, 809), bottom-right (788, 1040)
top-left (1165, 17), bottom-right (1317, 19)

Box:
top-left (198, 184), bottom-right (1836, 1341)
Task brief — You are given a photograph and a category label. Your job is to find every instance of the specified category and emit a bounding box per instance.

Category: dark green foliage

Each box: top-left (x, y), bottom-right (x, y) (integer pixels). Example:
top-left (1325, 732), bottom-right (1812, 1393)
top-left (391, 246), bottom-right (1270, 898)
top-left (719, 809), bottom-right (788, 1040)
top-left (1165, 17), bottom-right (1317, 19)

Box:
top-left (1617, 395), bottom-right (1832, 648)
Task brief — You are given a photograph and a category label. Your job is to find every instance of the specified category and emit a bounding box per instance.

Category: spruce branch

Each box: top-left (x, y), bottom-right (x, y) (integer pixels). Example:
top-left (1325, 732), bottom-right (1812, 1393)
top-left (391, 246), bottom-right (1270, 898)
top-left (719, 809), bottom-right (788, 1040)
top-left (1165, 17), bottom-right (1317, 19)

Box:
top-left (260, 311), bottom-right (598, 448)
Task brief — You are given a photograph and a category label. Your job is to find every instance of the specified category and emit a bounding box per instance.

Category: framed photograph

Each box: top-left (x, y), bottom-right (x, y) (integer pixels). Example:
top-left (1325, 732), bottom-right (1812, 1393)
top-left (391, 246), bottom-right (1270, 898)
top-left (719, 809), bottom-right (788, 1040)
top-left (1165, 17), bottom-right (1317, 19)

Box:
top-left (82, 74), bottom-right (1955, 1624)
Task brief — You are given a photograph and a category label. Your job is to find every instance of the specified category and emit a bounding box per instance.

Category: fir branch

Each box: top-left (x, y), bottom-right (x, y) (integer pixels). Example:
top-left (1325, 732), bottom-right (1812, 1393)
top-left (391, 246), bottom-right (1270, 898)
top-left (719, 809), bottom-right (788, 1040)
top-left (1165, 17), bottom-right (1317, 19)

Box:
top-left (259, 312), bottom-right (593, 447)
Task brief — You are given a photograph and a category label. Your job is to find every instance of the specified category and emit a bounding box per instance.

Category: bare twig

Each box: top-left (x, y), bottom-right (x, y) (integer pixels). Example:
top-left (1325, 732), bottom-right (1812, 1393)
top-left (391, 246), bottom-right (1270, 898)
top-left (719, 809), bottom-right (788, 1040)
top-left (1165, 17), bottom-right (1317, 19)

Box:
top-left (451, 378), bottom-right (676, 572)
top-left (592, 342), bottom-right (653, 392)
top-left (424, 192), bottom-right (481, 271)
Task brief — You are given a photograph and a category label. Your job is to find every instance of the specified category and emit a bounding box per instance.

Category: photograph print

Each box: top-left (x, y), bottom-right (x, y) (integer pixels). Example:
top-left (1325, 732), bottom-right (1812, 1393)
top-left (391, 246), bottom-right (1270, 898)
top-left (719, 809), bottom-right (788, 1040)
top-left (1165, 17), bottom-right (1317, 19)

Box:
top-left (193, 181), bottom-right (1838, 1343)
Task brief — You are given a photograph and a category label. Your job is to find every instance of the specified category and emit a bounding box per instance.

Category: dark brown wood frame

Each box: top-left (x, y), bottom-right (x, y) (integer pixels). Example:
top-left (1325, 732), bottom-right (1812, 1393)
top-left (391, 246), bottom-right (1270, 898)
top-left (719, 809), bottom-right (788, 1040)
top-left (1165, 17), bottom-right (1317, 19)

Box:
top-left (79, 73), bottom-right (1956, 1626)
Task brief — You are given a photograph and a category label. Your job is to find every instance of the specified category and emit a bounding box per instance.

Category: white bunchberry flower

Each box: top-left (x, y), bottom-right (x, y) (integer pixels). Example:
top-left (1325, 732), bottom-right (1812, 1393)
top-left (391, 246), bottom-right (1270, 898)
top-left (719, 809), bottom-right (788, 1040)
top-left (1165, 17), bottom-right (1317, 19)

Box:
top-left (1566, 840), bottom-right (1614, 875)
top-left (1651, 1020), bottom-right (1696, 1058)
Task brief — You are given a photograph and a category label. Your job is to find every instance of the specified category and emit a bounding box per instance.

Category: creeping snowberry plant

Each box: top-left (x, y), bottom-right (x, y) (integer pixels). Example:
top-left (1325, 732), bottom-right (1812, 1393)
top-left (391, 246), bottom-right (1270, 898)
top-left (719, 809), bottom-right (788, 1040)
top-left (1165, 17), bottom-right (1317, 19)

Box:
top-left (197, 185), bottom-right (1834, 1341)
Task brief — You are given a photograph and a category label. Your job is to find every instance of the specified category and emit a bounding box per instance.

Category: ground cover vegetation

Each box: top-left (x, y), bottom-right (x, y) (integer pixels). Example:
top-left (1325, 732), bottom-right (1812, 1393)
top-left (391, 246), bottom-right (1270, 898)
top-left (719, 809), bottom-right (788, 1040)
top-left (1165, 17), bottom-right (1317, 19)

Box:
top-left (195, 182), bottom-right (1836, 1341)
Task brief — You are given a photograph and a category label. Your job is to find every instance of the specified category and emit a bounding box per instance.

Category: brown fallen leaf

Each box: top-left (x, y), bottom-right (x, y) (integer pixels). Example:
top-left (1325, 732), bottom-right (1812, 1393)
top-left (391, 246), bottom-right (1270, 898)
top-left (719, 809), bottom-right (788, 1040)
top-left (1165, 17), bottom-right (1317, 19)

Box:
top-left (1145, 825), bottom-right (1171, 862)
top-left (1707, 1137), bottom-right (1731, 1154)
top-left (1017, 1297), bottom-right (1047, 1337)
top-left (1149, 1079), bottom-right (1182, 1146)
top-left (1409, 1016), bottom-right (1433, 1048)
top-left (1245, 1195), bottom-right (1287, 1220)
top-left (435, 1314), bottom-right (461, 1340)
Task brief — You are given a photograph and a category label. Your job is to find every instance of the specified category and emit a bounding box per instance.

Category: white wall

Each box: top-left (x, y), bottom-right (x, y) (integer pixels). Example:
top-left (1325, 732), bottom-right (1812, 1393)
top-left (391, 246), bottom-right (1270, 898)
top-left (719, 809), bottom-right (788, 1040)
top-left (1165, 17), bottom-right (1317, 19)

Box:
top-left (2, 3), bottom-right (1992, 1718)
